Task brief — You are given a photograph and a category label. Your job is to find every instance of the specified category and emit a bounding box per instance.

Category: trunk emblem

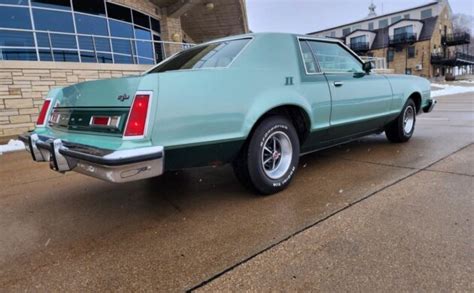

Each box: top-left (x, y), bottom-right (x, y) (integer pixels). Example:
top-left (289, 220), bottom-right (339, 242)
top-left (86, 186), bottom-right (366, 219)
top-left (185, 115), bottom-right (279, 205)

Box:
top-left (117, 94), bottom-right (130, 102)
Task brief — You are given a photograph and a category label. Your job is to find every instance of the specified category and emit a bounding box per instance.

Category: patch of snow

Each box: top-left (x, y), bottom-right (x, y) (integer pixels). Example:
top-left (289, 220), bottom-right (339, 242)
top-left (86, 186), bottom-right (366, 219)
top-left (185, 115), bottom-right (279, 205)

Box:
top-left (431, 83), bottom-right (474, 97)
top-left (0, 139), bottom-right (25, 155)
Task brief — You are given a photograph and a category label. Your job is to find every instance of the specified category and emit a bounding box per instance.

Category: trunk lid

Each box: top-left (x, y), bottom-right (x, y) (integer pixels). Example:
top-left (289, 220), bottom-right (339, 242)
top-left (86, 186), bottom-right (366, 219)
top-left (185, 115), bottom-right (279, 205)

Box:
top-left (56, 76), bottom-right (142, 108)
top-left (49, 76), bottom-right (143, 136)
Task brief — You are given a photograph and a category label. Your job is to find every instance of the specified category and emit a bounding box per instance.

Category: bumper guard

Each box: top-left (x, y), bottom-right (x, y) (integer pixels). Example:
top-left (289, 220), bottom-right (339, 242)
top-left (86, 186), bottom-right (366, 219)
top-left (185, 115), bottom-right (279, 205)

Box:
top-left (423, 99), bottom-right (437, 113)
top-left (18, 133), bottom-right (164, 183)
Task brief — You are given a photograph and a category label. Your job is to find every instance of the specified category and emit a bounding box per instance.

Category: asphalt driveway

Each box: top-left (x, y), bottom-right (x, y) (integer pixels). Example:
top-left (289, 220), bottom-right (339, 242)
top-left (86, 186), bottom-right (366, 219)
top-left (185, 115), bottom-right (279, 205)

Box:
top-left (0, 93), bottom-right (472, 291)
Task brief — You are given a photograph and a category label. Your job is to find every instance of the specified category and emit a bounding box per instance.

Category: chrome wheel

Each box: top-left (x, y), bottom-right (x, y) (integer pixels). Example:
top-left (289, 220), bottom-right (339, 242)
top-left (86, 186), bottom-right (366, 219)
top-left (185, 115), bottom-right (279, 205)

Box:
top-left (261, 131), bottom-right (293, 179)
top-left (403, 105), bottom-right (415, 135)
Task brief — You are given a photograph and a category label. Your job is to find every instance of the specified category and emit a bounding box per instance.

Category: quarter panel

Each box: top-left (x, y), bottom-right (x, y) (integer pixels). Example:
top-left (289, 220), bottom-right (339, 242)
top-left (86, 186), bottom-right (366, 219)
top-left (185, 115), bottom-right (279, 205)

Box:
top-left (384, 74), bottom-right (431, 112)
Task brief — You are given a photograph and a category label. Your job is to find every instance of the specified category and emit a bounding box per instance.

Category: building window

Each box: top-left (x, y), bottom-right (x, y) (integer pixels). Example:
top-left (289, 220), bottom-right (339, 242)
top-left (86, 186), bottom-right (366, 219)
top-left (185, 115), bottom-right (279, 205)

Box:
top-left (132, 10), bottom-right (150, 28)
top-left (387, 49), bottom-right (394, 62)
top-left (0, 1), bottom-right (163, 64)
top-left (407, 46), bottom-right (415, 58)
top-left (391, 16), bottom-right (402, 23)
top-left (421, 8), bottom-right (432, 19)
top-left (75, 13), bottom-right (109, 36)
top-left (394, 25), bottom-right (414, 36)
top-left (378, 19), bottom-right (389, 28)
top-left (404, 14), bottom-right (410, 19)
top-left (32, 0), bottom-right (71, 10)
top-left (72, 0), bottom-right (105, 15)
top-left (330, 31), bottom-right (336, 37)
top-left (106, 2), bottom-right (132, 22)
top-left (342, 27), bottom-right (351, 36)
top-left (33, 9), bottom-right (74, 33)
top-left (0, 7), bottom-right (32, 29)
top-left (351, 35), bottom-right (366, 44)
top-left (368, 22), bottom-right (374, 30)
top-left (0, 30), bottom-right (35, 47)
top-left (0, 0), bottom-right (28, 5)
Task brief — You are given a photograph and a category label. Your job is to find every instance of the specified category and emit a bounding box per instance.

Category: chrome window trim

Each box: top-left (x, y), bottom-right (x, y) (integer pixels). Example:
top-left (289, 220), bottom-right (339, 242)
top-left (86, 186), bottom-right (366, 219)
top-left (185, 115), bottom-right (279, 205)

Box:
top-left (297, 36), bottom-right (365, 75)
top-left (296, 37), bottom-right (321, 75)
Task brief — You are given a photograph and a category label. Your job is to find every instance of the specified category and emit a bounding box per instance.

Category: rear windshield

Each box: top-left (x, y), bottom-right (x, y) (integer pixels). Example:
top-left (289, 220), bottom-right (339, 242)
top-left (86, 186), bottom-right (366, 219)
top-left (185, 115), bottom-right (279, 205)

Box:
top-left (148, 38), bottom-right (251, 73)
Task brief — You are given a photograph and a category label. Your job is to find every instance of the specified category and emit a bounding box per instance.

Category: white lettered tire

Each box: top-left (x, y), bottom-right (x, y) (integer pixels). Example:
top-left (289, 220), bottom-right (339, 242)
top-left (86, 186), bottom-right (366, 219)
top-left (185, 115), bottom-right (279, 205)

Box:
top-left (233, 116), bottom-right (300, 195)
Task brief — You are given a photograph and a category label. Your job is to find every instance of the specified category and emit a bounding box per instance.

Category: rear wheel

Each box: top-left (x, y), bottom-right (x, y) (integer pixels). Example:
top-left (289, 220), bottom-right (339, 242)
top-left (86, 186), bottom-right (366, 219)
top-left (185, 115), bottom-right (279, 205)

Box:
top-left (233, 116), bottom-right (300, 195)
top-left (385, 99), bottom-right (416, 143)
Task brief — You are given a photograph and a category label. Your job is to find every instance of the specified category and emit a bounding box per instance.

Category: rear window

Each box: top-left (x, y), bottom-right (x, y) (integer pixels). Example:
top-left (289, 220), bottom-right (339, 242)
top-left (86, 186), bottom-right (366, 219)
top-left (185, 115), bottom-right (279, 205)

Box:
top-left (148, 38), bottom-right (251, 73)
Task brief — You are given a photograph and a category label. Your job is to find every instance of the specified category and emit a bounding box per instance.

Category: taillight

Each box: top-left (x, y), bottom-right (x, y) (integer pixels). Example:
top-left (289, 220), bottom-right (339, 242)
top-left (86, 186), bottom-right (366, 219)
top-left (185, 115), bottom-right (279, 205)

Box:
top-left (124, 93), bottom-right (151, 137)
top-left (36, 99), bottom-right (52, 126)
top-left (91, 116), bottom-right (110, 126)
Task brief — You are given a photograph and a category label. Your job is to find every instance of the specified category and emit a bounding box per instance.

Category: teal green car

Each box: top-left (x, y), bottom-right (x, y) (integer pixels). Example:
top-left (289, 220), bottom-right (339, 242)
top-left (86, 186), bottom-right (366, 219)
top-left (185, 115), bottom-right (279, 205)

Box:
top-left (19, 33), bottom-right (436, 195)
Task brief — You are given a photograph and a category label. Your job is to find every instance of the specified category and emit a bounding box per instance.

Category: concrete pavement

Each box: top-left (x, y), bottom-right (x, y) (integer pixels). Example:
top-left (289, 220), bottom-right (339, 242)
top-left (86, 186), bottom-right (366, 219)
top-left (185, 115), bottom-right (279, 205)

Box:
top-left (0, 93), bottom-right (472, 291)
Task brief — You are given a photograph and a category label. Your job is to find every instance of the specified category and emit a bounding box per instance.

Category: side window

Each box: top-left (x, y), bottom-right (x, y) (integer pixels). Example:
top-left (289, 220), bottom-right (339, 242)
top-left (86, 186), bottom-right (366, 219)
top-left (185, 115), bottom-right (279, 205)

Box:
top-left (308, 41), bottom-right (363, 73)
top-left (299, 40), bottom-right (318, 74)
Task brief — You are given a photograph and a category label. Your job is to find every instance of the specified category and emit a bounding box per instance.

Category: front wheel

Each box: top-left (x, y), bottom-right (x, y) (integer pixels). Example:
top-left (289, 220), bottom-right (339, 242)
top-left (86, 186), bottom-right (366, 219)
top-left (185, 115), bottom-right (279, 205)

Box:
top-left (233, 116), bottom-right (300, 195)
top-left (385, 99), bottom-right (416, 143)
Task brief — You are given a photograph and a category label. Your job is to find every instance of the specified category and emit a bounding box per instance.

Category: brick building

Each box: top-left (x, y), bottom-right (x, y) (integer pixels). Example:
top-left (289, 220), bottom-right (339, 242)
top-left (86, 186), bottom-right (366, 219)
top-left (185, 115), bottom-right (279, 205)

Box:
top-left (308, 0), bottom-right (473, 78)
top-left (0, 0), bottom-right (248, 137)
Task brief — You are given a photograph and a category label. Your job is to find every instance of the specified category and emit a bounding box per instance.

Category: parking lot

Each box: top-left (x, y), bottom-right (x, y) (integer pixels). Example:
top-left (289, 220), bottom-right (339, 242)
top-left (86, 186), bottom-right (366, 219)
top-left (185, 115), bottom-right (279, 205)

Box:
top-left (0, 93), bottom-right (472, 291)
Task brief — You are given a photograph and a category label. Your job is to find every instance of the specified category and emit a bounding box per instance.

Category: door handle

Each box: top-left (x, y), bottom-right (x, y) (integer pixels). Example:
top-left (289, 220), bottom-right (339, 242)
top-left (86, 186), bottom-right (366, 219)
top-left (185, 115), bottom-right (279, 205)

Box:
top-left (333, 81), bottom-right (343, 87)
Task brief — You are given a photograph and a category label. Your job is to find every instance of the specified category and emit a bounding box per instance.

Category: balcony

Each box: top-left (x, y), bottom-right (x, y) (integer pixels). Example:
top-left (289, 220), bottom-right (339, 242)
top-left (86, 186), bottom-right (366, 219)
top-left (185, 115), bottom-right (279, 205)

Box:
top-left (350, 42), bottom-right (370, 53)
top-left (389, 33), bottom-right (417, 46)
top-left (431, 52), bottom-right (474, 66)
top-left (442, 32), bottom-right (471, 46)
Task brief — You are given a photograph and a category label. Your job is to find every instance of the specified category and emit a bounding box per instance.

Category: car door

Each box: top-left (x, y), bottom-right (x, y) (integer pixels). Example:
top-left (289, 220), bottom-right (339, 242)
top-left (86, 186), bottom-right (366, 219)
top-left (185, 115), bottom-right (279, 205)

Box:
top-left (307, 40), bottom-right (393, 139)
top-left (296, 39), bottom-right (332, 152)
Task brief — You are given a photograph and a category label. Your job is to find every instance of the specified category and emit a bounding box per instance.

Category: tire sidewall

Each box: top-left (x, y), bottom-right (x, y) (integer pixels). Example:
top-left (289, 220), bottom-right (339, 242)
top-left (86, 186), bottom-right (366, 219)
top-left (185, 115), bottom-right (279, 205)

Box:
top-left (399, 99), bottom-right (416, 140)
top-left (247, 117), bottom-right (300, 194)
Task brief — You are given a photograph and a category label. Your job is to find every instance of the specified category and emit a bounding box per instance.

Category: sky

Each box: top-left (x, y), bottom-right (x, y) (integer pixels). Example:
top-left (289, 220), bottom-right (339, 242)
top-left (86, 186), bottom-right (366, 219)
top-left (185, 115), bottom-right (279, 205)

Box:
top-left (246, 0), bottom-right (474, 34)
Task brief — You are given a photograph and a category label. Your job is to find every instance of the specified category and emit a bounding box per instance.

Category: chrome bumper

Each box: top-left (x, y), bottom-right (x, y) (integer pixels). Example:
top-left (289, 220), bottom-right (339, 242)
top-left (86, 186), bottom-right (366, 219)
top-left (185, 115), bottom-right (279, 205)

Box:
top-left (423, 99), bottom-right (437, 113)
top-left (18, 133), bottom-right (164, 183)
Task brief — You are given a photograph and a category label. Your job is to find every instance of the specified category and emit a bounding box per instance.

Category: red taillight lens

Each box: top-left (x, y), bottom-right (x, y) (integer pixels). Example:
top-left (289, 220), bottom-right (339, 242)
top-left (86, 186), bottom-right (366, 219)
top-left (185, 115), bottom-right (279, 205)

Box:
top-left (91, 116), bottom-right (110, 126)
top-left (124, 94), bottom-right (150, 137)
top-left (36, 99), bottom-right (51, 126)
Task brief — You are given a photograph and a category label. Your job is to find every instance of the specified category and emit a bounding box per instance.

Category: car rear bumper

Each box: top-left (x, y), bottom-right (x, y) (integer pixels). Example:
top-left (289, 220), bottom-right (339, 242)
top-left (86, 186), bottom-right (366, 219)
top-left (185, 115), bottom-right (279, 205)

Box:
top-left (18, 132), bottom-right (164, 183)
top-left (422, 99), bottom-right (437, 113)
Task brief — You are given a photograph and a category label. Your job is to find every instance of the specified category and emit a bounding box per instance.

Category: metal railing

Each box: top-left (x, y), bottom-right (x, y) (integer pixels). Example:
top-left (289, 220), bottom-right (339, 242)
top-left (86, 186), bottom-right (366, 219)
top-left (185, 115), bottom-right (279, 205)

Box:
top-left (431, 52), bottom-right (474, 65)
top-left (389, 33), bottom-right (417, 46)
top-left (360, 56), bottom-right (387, 70)
top-left (0, 27), bottom-right (194, 64)
top-left (350, 42), bottom-right (370, 52)
top-left (442, 32), bottom-right (471, 46)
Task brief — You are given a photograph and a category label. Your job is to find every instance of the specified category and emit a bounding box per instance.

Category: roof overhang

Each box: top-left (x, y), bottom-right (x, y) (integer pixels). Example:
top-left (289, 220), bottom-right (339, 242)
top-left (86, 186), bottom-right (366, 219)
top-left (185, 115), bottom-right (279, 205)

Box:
top-left (345, 29), bottom-right (376, 38)
top-left (151, 0), bottom-right (249, 43)
top-left (388, 18), bottom-right (423, 28)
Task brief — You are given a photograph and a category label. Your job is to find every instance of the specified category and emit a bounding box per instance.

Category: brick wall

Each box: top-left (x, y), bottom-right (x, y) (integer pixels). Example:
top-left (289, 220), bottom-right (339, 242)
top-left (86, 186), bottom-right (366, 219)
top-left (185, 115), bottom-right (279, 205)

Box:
top-left (0, 61), bottom-right (150, 138)
top-left (430, 5), bottom-right (455, 76)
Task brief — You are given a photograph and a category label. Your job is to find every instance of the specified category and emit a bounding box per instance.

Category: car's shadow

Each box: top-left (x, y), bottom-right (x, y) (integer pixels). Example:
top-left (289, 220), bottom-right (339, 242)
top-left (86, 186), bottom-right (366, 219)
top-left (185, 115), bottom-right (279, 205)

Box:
top-left (8, 134), bottom-right (402, 248)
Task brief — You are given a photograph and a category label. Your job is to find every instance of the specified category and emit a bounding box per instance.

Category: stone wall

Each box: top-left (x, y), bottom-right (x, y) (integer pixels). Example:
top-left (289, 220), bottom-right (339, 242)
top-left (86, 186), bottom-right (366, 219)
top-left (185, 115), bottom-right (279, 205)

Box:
top-left (0, 61), bottom-right (150, 138)
top-left (389, 40), bottom-right (432, 77)
top-left (430, 5), bottom-right (455, 77)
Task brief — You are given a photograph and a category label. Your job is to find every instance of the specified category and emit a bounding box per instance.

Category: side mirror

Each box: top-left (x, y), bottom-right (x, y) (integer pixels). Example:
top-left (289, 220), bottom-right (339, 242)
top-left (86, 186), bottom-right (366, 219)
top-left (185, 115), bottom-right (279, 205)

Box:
top-left (363, 61), bottom-right (372, 73)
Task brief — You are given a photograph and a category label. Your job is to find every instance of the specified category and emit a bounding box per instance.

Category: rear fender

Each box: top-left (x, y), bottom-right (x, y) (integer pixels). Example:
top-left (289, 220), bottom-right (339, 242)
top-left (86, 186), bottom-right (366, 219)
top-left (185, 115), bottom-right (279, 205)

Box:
top-left (242, 88), bottom-right (312, 138)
